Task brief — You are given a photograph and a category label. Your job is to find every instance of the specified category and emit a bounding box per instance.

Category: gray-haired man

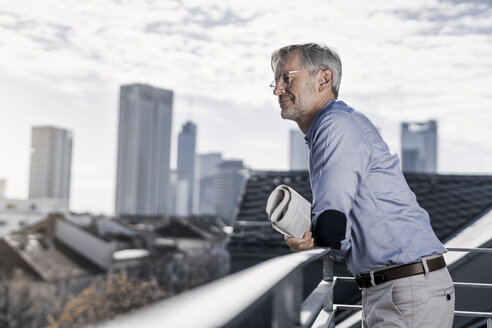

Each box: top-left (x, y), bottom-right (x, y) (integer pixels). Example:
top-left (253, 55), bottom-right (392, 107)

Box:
top-left (270, 43), bottom-right (454, 327)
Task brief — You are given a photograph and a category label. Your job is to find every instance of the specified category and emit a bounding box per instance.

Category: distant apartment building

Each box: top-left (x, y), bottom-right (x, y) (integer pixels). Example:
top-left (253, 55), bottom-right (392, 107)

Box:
top-left (214, 160), bottom-right (245, 222)
top-left (289, 128), bottom-right (309, 170)
top-left (115, 84), bottom-right (173, 216)
top-left (0, 197), bottom-right (68, 236)
top-left (197, 152), bottom-right (223, 215)
top-left (29, 126), bottom-right (73, 207)
top-left (176, 121), bottom-right (197, 216)
top-left (401, 120), bottom-right (437, 173)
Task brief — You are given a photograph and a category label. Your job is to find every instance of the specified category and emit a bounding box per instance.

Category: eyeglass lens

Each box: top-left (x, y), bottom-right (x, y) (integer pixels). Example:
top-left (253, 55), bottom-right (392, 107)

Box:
top-left (281, 73), bottom-right (291, 87)
top-left (271, 72), bottom-right (292, 90)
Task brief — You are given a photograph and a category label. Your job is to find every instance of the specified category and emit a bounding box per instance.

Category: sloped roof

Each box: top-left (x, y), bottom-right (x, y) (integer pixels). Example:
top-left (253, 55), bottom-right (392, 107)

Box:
top-left (155, 216), bottom-right (227, 240)
top-left (184, 215), bottom-right (228, 239)
top-left (120, 215), bottom-right (227, 240)
top-left (228, 171), bottom-right (492, 253)
top-left (2, 227), bottom-right (102, 281)
top-left (156, 218), bottom-right (205, 239)
top-left (404, 173), bottom-right (492, 241)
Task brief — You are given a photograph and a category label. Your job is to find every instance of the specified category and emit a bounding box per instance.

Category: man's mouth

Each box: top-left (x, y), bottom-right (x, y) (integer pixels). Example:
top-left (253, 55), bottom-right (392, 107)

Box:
top-left (279, 96), bottom-right (294, 105)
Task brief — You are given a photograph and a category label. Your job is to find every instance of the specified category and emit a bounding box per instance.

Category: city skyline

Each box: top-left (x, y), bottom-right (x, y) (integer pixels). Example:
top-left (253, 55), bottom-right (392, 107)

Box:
top-left (1, 0), bottom-right (491, 214)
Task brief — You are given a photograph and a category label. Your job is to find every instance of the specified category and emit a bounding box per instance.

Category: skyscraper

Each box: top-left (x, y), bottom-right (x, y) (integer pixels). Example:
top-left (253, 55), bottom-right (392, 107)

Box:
top-left (214, 160), bottom-right (245, 222)
top-left (176, 121), bottom-right (197, 216)
top-left (197, 152), bottom-right (222, 215)
top-left (29, 126), bottom-right (73, 206)
top-left (289, 129), bottom-right (309, 170)
top-left (115, 84), bottom-right (173, 216)
top-left (401, 120), bottom-right (437, 173)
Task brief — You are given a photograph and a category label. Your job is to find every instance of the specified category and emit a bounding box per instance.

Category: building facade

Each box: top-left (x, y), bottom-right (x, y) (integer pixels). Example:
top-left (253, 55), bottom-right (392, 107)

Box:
top-left (115, 84), bottom-right (173, 216)
top-left (28, 126), bottom-right (73, 206)
top-left (197, 152), bottom-right (223, 215)
top-left (176, 121), bottom-right (197, 216)
top-left (214, 160), bottom-right (245, 222)
top-left (401, 120), bottom-right (437, 173)
top-left (0, 198), bottom-right (68, 237)
top-left (289, 128), bottom-right (309, 170)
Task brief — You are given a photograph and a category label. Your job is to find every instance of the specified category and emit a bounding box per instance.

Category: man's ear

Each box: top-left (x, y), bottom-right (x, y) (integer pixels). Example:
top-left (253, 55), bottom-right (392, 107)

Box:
top-left (318, 69), bottom-right (333, 92)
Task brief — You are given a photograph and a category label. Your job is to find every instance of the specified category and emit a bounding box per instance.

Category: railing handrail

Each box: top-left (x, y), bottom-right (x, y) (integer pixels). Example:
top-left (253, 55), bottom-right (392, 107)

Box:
top-left (97, 247), bottom-right (492, 328)
top-left (97, 248), bottom-right (330, 328)
top-left (446, 247), bottom-right (492, 253)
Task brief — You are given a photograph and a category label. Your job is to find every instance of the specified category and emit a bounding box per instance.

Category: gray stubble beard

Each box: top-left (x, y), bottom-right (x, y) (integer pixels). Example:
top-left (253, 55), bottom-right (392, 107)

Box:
top-left (280, 79), bottom-right (316, 122)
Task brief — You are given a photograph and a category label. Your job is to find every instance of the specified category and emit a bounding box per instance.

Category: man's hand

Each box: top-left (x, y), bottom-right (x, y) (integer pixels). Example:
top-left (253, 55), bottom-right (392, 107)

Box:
top-left (285, 231), bottom-right (314, 252)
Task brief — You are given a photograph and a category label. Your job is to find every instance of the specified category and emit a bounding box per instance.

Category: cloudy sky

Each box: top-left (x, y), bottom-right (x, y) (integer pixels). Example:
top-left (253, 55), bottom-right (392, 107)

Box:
top-left (1, 0), bottom-right (491, 214)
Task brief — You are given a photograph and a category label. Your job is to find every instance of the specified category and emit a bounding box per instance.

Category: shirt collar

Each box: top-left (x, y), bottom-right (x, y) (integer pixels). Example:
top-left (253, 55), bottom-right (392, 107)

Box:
top-left (304, 99), bottom-right (337, 144)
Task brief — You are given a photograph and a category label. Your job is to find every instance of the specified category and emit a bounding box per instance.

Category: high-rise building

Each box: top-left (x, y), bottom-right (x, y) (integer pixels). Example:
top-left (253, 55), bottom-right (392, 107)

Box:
top-left (167, 169), bottom-right (178, 215)
top-left (289, 129), bottom-right (309, 170)
top-left (174, 179), bottom-right (190, 216)
top-left (401, 120), bottom-right (437, 173)
top-left (197, 152), bottom-right (222, 215)
top-left (214, 160), bottom-right (245, 222)
top-left (176, 121), bottom-right (197, 216)
top-left (29, 126), bottom-right (73, 206)
top-left (115, 84), bottom-right (173, 216)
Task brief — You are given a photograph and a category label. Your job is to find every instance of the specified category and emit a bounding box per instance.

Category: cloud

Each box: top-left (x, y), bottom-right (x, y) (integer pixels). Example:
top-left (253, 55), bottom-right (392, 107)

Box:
top-left (0, 0), bottom-right (491, 213)
top-left (387, 1), bottom-right (492, 36)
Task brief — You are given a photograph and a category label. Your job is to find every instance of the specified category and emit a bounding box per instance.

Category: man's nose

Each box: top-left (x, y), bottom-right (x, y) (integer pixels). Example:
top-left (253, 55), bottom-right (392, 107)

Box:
top-left (273, 83), bottom-right (285, 96)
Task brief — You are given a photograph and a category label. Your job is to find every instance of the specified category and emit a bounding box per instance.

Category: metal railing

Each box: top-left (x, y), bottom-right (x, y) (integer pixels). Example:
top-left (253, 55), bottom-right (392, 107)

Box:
top-left (97, 248), bottom-right (331, 328)
top-left (323, 247), bottom-right (492, 328)
top-left (98, 247), bottom-right (492, 328)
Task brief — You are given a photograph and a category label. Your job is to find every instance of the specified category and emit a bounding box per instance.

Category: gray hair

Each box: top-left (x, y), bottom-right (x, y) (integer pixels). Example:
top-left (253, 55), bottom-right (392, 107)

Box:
top-left (271, 43), bottom-right (342, 99)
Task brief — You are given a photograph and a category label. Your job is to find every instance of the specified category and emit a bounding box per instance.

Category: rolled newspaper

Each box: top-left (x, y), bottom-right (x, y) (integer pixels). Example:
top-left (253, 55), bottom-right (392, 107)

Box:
top-left (265, 185), bottom-right (311, 238)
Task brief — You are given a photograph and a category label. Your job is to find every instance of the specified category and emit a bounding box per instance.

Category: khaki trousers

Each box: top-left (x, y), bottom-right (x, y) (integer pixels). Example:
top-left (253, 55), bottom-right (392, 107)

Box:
top-left (361, 267), bottom-right (455, 328)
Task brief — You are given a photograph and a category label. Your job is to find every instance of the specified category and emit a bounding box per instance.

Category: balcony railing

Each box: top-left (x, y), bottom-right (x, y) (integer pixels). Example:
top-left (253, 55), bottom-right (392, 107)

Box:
top-left (99, 247), bottom-right (492, 328)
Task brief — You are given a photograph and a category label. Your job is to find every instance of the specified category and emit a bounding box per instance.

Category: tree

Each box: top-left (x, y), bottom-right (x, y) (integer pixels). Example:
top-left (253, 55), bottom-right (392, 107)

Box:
top-left (0, 270), bottom-right (39, 328)
top-left (47, 271), bottom-right (165, 327)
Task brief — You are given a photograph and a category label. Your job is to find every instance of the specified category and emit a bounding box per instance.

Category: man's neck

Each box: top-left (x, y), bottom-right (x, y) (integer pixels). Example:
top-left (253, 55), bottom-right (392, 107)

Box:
top-left (297, 96), bottom-right (336, 134)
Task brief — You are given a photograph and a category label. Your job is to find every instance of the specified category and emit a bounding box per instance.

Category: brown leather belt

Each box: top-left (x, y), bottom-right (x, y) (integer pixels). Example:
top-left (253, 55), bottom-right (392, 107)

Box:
top-left (354, 255), bottom-right (446, 289)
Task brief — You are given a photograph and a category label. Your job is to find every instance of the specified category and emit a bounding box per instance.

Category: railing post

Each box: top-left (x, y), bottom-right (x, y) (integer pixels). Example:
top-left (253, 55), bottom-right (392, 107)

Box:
top-left (323, 252), bottom-right (334, 282)
top-left (323, 252), bottom-right (335, 328)
top-left (272, 269), bottom-right (303, 328)
top-left (488, 318), bottom-right (492, 328)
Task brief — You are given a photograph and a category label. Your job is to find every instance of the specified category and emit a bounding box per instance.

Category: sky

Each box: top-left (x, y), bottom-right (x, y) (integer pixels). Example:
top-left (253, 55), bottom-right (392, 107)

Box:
top-left (0, 0), bottom-right (491, 215)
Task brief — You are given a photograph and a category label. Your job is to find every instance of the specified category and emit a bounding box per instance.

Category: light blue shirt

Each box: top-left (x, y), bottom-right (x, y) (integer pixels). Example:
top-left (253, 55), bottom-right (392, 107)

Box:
top-left (305, 100), bottom-right (446, 274)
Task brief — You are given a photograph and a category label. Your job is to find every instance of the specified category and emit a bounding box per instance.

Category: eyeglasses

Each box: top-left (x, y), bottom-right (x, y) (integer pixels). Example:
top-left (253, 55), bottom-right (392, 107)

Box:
top-left (270, 69), bottom-right (318, 91)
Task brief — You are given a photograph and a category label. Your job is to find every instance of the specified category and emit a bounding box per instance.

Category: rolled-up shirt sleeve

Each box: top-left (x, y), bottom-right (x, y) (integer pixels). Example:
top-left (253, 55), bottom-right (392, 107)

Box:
top-left (310, 111), bottom-right (371, 261)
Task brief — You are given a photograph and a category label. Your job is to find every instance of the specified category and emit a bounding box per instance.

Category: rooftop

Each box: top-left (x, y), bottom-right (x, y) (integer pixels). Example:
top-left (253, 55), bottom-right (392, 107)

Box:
top-left (2, 218), bottom-right (102, 281)
top-left (229, 171), bottom-right (492, 253)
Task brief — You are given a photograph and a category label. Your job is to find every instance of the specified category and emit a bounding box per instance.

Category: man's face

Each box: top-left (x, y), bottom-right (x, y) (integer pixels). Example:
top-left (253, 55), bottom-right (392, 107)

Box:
top-left (273, 51), bottom-right (317, 121)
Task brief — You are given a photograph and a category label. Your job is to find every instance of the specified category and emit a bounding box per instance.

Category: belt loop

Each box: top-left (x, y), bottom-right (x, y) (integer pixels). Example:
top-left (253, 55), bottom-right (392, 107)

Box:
top-left (369, 271), bottom-right (376, 287)
top-left (422, 258), bottom-right (430, 279)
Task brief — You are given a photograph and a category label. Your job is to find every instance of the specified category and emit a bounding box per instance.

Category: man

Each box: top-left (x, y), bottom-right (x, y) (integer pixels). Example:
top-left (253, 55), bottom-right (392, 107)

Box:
top-left (270, 43), bottom-right (454, 328)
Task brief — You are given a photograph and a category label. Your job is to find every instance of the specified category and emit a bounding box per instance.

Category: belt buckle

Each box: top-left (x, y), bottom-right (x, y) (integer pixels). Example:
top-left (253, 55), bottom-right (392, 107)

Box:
top-left (373, 271), bottom-right (387, 285)
top-left (354, 271), bottom-right (387, 290)
top-left (354, 274), bottom-right (367, 290)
